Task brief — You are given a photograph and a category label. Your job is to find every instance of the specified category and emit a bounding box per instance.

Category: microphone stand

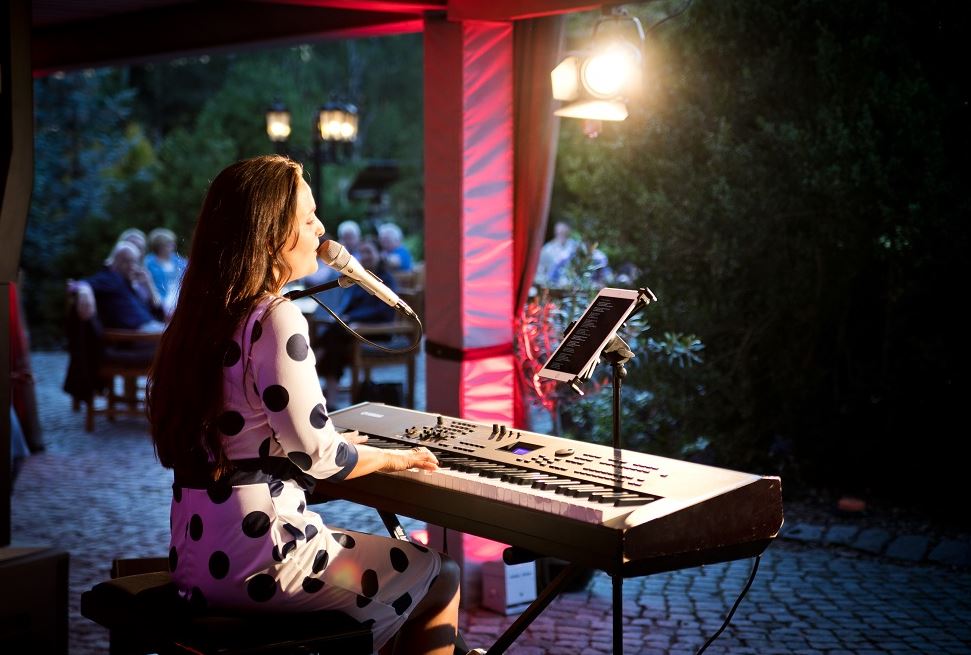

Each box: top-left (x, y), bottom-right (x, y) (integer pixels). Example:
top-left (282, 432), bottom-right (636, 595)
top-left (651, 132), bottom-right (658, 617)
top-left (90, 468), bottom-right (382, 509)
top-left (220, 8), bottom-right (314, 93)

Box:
top-left (566, 287), bottom-right (655, 655)
top-left (283, 278), bottom-right (345, 301)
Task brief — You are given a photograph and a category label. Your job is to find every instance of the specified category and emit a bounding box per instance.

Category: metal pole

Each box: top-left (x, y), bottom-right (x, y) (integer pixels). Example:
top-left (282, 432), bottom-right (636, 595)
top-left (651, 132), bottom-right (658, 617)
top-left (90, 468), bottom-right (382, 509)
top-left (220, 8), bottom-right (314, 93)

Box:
top-left (314, 139), bottom-right (323, 211)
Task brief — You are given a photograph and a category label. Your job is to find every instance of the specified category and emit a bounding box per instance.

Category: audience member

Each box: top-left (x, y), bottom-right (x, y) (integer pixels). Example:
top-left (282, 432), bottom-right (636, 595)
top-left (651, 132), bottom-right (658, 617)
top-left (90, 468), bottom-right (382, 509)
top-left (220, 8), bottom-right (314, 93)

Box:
top-left (316, 239), bottom-right (397, 397)
top-left (337, 219), bottom-right (363, 257)
top-left (117, 227), bottom-right (147, 257)
top-left (84, 240), bottom-right (165, 331)
top-left (534, 221), bottom-right (579, 288)
top-left (378, 221), bottom-right (413, 272)
top-left (9, 407), bottom-right (29, 484)
top-left (144, 227), bottom-right (188, 317)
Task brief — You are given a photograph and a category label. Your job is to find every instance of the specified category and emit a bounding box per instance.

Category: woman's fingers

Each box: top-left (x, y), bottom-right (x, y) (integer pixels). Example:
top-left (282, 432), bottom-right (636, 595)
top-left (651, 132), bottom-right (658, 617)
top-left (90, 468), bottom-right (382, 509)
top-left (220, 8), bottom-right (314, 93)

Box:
top-left (408, 446), bottom-right (439, 470)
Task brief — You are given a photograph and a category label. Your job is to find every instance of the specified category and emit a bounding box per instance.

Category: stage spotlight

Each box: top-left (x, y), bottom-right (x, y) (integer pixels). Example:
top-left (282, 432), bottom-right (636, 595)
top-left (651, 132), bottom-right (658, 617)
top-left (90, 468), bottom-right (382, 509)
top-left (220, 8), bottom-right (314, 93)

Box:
top-left (551, 7), bottom-right (645, 122)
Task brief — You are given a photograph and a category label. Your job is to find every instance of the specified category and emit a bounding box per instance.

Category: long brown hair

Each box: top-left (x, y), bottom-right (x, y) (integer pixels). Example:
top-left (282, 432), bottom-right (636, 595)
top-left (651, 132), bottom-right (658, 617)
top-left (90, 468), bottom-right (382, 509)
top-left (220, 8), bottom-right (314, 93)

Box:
top-left (148, 155), bottom-right (303, 475)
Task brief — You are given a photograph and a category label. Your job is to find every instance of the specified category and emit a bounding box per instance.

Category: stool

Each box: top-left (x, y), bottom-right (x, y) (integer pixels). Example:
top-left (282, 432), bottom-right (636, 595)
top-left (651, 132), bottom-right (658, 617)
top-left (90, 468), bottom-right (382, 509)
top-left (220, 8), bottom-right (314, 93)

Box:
top-left (80, 559), bottom-right (372, 655)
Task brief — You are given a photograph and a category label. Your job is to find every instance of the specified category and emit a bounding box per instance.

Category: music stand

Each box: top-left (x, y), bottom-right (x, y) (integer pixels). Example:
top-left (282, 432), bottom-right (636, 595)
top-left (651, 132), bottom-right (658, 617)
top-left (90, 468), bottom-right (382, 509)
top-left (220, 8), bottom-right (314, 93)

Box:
top-left (537, 286), bottom-right (656, 450)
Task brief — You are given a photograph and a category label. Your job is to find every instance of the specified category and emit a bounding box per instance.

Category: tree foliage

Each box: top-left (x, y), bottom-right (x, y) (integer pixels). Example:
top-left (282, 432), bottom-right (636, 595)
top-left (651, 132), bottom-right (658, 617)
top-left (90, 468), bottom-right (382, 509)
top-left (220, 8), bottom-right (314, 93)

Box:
top-left (22, 36), bottom-right (424, 346)
top-left (553, 0), bottom-right (969, 508)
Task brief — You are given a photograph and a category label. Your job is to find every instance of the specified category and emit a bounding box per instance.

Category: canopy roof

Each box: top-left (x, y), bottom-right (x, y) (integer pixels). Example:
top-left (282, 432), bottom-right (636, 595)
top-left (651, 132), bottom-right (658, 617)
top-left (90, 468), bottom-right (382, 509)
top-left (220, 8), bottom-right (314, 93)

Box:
top-left (31, 0), bottom-right (598, 73)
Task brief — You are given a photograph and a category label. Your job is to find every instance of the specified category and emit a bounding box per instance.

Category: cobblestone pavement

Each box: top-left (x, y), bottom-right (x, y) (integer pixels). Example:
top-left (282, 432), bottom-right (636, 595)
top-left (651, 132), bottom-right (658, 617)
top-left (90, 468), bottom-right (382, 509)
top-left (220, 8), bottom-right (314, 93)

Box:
top-left (10, 351), bottom-right (971, 654)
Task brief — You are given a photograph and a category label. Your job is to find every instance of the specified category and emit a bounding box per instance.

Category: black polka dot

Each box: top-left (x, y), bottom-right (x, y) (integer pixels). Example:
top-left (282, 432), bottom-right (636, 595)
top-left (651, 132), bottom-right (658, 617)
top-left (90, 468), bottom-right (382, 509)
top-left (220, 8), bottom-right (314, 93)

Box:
top-left (189, 586), bottom-right (207, 611)
top-left (262, 385), bottom-right (289, 412)
top-left (309, 404), bottom-right (327, 429)
top-left (410, 541), bottom-right (429, 553)
top-left (189, 514), bottom-right (203, 541)
top-left (217, 410), bottom-right (245, 436)
top-left (286, 333), bottom-right (309, 361)
top-left (172, 484), bottom-right (182, 502)
top-left (207, 480), bottom-right (232, 504)
top-left (283, 523), bottom-right (304, 540)
top-left (259, 437), bottom-right (272, 459)
top-left (356, 594), bottom-right (372, 608)
top-left (268, 480), bottom-right (284, 497)
top-left (392, 592), bottom-right (413, 616)
top-left (271, 545), bottom-right (283, 562)
top-left (247, 574), bottom-right (276, 603)
top-left (241, 511), bottom-right (270, 538)
top-left (333, 532), bottom-right (356, 549)
top-left (361, 569), bottom-right (379, 597)
top-left (390, 547), bottom-right (409, 572)
top-left (168, 546), bottom-right (178, 571)
top-left (302, 577), bottom-right (325, 593)
top-left (312, 549), bottom-right (329, 573)
top-left (223, 340), bottom-right (241, 367)
top-left (282, 541), bottom-right (297, 559)
top-left (288, 451), bottom-right (312, 471)
top-left (305, 524), bottom-right (317, 541)
top-left (209, 551), bottom-right (230, 579)
top-left (297, 501), bottom-right (306, 514)
top-left (335, 442), bottom-right (352, 467)
top-left (251, 320), bottom-right (263, 343)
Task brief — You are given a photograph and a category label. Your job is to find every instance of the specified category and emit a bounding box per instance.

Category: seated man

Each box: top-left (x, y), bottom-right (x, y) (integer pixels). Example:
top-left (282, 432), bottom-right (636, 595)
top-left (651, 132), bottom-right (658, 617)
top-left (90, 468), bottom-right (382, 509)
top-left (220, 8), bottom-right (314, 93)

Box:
top-left (315, 240), bottom-right (397, 398)
top-left (85, 241), bottom-right (165, 332)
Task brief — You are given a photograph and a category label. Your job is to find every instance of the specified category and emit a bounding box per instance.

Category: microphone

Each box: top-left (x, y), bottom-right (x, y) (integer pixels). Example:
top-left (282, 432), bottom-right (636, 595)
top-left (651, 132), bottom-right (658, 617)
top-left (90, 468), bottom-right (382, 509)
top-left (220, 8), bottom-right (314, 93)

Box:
top-left (317, 238), bottom-right (415, 317)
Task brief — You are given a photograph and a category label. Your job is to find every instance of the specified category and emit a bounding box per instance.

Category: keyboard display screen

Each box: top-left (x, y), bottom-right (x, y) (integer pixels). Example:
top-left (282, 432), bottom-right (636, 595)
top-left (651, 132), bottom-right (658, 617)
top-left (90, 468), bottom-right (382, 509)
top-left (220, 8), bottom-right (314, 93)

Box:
top-left (500, 441), bottom-right (543, 455)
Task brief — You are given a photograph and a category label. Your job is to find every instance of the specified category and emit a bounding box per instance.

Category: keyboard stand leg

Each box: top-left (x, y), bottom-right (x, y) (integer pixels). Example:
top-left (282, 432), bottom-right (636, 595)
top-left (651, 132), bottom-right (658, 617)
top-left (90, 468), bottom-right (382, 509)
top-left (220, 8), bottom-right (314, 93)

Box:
top-left (486, 561), bottom-right (585, 655)
top-left (613, 574), bottom-right (624, 655)
top-left (377, 509), bottom-right (409, 541)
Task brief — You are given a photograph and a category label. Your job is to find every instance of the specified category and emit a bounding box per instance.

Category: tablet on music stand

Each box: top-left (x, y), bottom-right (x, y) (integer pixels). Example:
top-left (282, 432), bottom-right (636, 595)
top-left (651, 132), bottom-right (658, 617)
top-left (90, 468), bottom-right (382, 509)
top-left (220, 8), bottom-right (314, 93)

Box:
top-left (537, 287), bottom-right (642, 386)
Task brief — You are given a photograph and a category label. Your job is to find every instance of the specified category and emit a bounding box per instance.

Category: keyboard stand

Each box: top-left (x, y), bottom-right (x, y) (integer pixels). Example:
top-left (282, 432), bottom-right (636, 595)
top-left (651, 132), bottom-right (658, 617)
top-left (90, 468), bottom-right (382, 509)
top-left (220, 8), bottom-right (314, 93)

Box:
top-left (376, 510), bottom-right (593, 655)
top-left (486, 560), bottom-right (586, 654)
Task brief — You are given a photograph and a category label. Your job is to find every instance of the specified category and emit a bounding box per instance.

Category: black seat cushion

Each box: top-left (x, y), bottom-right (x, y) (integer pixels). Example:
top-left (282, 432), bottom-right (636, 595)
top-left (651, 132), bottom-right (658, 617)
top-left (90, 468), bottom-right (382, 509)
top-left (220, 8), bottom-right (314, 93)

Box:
top-left (81, 572), bottom-right (372, 654)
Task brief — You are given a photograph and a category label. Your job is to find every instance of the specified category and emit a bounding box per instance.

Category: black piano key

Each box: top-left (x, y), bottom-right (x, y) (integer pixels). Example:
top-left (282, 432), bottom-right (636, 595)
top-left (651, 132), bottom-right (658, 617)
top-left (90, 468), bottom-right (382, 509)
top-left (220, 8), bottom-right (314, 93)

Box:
top-left (563, 485), bottom-right (608, 498)
top-left (541, 480), bottom-right (585, 491)
top-left (588, 492), bottom-right (629, 504)
top-left (614, 495), bottom-right (653, 507)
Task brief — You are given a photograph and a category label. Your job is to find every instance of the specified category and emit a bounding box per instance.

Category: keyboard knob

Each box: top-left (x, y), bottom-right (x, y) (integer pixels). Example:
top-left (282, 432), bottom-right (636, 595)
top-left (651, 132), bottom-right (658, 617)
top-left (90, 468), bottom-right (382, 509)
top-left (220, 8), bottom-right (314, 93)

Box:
top-left (555, 448), bottom-right (574, 457)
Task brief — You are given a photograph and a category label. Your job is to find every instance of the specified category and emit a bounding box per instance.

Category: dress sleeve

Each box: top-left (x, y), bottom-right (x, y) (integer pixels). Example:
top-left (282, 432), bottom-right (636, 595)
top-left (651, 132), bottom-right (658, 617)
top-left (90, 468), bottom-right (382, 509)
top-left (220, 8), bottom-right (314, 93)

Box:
top-left (249, 299), bottom-right (358, 480)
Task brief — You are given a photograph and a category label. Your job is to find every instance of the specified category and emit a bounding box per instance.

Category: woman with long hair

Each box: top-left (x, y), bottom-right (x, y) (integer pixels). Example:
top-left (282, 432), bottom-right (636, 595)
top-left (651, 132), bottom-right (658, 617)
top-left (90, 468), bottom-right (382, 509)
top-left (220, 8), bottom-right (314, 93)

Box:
top-left (148, 156), bottom-right (463, 655)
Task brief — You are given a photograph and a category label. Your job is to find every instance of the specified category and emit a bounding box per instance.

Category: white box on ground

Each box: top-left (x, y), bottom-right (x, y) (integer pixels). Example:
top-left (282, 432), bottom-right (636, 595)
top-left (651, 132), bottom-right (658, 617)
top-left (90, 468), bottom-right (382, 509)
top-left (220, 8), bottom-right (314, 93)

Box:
top-left (481, 560), bottom-right (537, 615)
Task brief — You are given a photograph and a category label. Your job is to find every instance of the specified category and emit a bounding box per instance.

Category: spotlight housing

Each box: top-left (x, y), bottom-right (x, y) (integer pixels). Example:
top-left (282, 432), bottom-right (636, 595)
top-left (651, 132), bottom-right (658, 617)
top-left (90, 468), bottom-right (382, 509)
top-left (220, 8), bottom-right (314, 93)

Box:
top-left (551, 9), bottom-right (645, 122)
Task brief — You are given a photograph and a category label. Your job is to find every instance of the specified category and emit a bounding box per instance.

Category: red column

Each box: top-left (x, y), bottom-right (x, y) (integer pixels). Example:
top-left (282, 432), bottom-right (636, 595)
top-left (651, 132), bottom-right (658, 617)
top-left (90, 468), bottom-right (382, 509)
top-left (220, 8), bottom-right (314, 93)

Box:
top-left (423, 16), bottom-right (515, 424)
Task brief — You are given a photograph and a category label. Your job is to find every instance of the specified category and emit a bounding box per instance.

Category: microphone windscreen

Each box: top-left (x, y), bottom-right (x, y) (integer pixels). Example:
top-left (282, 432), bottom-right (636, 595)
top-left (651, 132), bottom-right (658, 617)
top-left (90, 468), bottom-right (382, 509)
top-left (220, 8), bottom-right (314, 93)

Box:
top-left (318, 239), bottom-right (345, 265)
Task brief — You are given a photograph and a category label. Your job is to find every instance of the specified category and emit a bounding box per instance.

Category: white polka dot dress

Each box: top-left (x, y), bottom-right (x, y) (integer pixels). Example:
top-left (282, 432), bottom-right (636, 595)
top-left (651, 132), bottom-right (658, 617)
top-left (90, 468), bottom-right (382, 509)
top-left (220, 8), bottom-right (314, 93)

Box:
top-left (168, 297), bottom-right (440, 650)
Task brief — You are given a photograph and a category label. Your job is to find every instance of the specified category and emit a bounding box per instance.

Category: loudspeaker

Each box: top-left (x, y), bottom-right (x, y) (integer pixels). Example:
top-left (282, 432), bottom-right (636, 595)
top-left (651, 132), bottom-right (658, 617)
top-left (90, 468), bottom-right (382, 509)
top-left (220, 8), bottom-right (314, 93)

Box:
top-left (0, 547), bottom-right (69, 653)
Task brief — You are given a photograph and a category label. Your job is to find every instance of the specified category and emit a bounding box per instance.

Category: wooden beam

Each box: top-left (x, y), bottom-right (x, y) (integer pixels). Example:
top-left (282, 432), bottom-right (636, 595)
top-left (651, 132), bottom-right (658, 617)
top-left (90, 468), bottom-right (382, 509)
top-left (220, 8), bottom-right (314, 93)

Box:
top-left (32, 0), bottom-right (422, 74)
top-left (448, 0), bottom-right (600, 22)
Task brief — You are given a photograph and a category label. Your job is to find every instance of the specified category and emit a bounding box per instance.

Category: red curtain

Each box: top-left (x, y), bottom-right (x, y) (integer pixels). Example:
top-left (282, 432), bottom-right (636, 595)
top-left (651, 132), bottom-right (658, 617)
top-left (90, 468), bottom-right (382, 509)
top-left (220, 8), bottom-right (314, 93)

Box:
top-left (512, 15), bottom-right (565, 428)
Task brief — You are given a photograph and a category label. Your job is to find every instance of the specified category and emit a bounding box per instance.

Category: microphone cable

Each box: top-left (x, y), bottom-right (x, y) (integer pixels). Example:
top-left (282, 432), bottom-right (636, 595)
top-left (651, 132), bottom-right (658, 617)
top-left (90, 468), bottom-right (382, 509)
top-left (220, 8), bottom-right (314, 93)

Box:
top-left (308, 292), bottom-right (423, 355)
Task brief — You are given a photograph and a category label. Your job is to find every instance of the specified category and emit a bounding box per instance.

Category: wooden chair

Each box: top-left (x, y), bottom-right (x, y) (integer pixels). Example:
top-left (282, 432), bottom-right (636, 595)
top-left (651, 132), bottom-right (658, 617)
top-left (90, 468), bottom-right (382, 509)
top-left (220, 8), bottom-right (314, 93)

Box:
top-left (65, 282), bottom-right (162, 432)
top-left (348, 281), bottom-right (424, 408)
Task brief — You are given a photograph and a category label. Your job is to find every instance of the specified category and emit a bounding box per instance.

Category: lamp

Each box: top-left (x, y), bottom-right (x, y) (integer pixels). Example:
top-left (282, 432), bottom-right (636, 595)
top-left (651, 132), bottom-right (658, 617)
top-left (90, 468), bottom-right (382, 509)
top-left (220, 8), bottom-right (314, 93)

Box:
top-left (265, 100), bottom-right (292, 147)
top-left (551, 7), bottom-right (645, 122)
top-left (317, 100), bottom-right (359, 145)
top-left (264, 99), bottom-right (359, 208)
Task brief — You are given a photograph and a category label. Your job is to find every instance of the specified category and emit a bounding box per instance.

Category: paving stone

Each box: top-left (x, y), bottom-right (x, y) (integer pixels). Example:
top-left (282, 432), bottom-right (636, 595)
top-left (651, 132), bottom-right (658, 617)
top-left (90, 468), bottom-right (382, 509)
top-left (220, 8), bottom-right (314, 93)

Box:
top-left (884, 534), bottom-right (931, 562)
top-left (853, 527), bottom-right (893, 554)
top-left (782, 522), bottom-right (825, 542)
top-left (823, 524), bottom-right (861, 546)
top-left (928, 538), bottom-right (971, 568)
